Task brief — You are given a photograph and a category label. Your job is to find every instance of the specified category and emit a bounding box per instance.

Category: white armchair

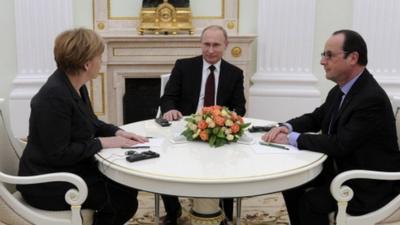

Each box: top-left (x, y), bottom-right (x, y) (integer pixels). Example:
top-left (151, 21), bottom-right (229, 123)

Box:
top-left (0, 98), bottom-right (94, 225)
top-left (330, 96), bottom-right (400, 225)
top-left (330, 170), bottom-right (400, 225)
top-left (156, 73), bottom-right (171, 118)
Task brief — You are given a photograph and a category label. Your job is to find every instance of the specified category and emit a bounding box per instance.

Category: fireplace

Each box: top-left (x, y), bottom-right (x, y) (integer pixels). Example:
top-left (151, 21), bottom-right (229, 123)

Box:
top-left (123, 78), bottom-right (161, 123)
top-left (91, 34), bottom-right (254, 125)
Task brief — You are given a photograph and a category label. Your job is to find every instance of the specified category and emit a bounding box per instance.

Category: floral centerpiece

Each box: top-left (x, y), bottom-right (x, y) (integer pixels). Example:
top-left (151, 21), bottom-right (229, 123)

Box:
top-left (181, 105), bottom-right (251, 147)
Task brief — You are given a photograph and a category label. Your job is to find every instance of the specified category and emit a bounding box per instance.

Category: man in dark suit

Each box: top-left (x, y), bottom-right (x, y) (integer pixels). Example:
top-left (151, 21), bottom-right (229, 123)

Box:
top-left (262, 29), bottom-right (400, 225)
top-left (160, 25), bottom-right (246, 225)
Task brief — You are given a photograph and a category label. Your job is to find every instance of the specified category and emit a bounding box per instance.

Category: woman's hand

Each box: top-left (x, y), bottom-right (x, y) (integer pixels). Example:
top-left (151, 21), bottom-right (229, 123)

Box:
top-left (115, 130), bottom-right (148, 143)
top-left (98, 130), bottom-right (148, 149)
top-left (99, 136), bottom-right (143, 149)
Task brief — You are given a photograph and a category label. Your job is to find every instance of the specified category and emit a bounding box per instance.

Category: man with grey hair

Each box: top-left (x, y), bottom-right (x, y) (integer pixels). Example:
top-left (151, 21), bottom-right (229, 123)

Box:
top-left (160, 25), bottom-right (246, 225)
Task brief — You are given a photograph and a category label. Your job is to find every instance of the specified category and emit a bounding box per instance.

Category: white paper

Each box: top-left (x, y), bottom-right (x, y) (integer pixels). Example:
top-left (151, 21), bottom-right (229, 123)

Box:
top-left (134, 137), bottom-right (165, 147)
top-left (237, 134), bottom-right (255, 145)
top-left (169, 134), bottom-right (188, 144)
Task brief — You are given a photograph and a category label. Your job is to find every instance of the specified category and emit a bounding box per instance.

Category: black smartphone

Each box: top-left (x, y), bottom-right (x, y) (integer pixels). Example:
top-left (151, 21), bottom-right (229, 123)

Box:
top-left (248, 125), bottom-right (275, 133)
top-left (155, 118), bottom-right (171, 127)
top-left (126, 151), bottom-right (160, 162)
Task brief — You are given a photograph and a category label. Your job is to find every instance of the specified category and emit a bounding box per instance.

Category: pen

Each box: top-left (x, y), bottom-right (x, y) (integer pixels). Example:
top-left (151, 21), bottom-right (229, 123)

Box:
top-left (259, 141), bottom-right (290, 150)
top-left (121, 146), bottom-right (150, 149)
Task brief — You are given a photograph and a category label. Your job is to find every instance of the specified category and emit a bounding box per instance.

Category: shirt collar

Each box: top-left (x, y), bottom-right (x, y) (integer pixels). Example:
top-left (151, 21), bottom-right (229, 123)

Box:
top-left (203, 59), bottom-right (221, 72)
top-left (340, 69), bottom-right (364, 95)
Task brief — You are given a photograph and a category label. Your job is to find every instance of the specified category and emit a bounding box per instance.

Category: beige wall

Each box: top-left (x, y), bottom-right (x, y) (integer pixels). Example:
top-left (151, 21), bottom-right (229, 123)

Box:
top-left (0, 0), bottom-right (16, 100)
top-left (313, 0), bottom-right (352, 100)
top-left (0, 0), bottom-right (353, 101)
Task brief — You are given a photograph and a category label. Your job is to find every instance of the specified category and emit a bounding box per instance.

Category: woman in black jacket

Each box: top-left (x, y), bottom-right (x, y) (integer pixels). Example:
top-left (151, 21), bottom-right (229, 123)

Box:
top-left (17, 28), bottom-right (147, 225)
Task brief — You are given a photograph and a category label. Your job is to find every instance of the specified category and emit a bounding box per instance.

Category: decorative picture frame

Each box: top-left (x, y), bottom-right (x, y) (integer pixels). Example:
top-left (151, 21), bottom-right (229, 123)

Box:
top-left (93, 0), bottom-right (239, 35)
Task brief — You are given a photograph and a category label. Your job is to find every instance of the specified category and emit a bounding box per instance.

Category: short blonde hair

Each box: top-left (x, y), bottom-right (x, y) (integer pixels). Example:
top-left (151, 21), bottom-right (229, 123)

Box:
top-left (54, 28), bottom-right (104, 74)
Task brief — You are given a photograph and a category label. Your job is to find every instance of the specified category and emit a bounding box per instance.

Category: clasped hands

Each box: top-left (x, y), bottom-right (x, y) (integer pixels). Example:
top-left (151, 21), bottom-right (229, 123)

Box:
top-left (262, 126), bottom-right (290, 144)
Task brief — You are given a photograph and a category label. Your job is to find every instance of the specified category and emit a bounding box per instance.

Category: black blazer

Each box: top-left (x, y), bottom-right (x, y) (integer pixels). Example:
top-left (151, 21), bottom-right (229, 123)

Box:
top-left (288, 69), bottom-right (400, 214)
top-left (17, 69), bottom-right (119, 197)
top-left (160, 56), bottom-right (246, 116)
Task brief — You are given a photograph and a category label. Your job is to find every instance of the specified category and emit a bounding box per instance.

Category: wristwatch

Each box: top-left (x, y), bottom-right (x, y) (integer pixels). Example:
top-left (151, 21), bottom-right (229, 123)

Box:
top-left (276, 122), bottom-right (286, 127)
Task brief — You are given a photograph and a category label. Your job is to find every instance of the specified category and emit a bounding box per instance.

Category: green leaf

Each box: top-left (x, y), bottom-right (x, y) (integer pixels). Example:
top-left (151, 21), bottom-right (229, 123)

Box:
top-left (181, 129), bottom-right (194, 141)
top-left (209, 135), bottom-right (217, 146)
top-left (217, 129), bottom-right (225, 138)
top-left (240, 123), bottom-right (251, 129)
top-left (215, 138), bottom-right (227, 147)
top-left (213, 127), bottom-right (220, 134)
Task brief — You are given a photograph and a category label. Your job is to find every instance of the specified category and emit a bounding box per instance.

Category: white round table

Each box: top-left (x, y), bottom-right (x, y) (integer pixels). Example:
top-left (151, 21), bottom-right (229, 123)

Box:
top-left (96, 118), bottom-right (327, 225)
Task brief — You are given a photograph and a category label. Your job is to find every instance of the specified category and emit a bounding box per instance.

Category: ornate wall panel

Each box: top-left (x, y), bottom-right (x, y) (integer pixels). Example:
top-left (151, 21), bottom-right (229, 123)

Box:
top-left (249, 0), bottom-right (320, 121)
top-left (93, 0), bottom-right (240, 34)
top-left (9, 0), bottom-right (73, 137)
top-left (353, 0), bottom-right (400, 98)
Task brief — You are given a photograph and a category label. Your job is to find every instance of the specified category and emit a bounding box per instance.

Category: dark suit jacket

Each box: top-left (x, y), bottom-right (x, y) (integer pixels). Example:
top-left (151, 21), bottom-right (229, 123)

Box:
top-left (17, 69), bottom-right (119, 197)
top-left (288, 69), bottom-right (400, 214)
top-left (160, 56), bottom-right (246, 116)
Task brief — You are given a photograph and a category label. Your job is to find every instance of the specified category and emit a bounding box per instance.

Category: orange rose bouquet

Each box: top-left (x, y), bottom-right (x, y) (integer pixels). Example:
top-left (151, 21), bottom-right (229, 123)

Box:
top-left (181, 105), bottom-right (251, 147)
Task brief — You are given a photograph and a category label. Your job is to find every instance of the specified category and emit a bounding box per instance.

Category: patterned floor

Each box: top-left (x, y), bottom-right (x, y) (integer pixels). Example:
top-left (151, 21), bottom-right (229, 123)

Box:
top-left (126, 192), bottom-right (290, 225)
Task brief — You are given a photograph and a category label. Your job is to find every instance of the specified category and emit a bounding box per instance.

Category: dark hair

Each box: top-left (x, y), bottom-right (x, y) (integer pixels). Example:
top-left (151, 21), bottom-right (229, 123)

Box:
top-left (333, 29), bottom-right (368, 66)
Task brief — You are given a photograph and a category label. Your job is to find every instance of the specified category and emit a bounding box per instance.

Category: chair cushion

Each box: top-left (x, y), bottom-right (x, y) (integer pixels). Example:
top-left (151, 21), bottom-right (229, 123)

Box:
top-left (395, 107), bottom-right (400, 147)
top-left (378, 208), bottom-right (400, 224)
top-left (11, 192), bottom-right (94, 225)
top-left (0, 196), bottom-right (32, 225)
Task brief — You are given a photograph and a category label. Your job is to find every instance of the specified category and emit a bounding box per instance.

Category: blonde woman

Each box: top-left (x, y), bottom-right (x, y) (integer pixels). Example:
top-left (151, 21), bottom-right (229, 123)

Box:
top-left (17, 28), bottom-right (147, 225)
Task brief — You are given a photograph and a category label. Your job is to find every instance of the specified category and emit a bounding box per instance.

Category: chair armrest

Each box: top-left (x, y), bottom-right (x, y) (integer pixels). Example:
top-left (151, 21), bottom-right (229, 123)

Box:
top-left (330, 170), bottom-right (400, 202)
top-left (0, 172), bottom-right (88, 206)
top-left (330, 170), bottom-right (400, 225)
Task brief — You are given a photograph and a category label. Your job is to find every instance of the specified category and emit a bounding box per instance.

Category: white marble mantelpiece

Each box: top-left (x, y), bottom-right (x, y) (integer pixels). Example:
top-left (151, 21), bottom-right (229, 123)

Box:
top-left (96, 34), bottom-right (255, 125)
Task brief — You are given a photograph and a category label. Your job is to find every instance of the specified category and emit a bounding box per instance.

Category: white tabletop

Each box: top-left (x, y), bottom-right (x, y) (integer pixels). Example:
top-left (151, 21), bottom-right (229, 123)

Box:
top-left (96, 118), bottom-right (327, 198)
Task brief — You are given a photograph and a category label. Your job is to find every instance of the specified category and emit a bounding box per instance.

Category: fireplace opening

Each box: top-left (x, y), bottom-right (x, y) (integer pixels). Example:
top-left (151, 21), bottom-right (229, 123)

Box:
top-left (123, 78), bottom-right (161, 124)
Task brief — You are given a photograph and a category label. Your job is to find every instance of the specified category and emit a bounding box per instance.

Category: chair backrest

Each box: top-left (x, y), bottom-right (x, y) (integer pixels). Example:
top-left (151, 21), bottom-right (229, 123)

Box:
top-left (157, 74), bottom-right (171, 118)
top-left (0, 99), bottom-right (20, 179)
top-left (160, 73), bottom-right (171, 97)
top-left (0, 98), bottom-right (25, 158)
top-left (392, 96), bottom-right (400, 148)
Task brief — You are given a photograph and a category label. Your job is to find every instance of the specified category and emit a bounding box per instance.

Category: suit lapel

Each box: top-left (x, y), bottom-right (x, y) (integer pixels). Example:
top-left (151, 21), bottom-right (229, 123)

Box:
top-left (59, 71), bottom-right (99, 127)
top-left (331, 70), bottom-right (370, 126)
top-left (193, 56), bottom-right (203, 106)
top-left (216, 59), bottom-right (228, 105)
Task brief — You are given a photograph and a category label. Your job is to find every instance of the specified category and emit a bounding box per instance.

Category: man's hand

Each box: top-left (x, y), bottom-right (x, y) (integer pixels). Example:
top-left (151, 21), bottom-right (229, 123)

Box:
top-left (262, 126), bottom-right (289, 143)
top-left (115, 130), bottom-right (148, 143)
top-left (163, 109), bottom-right (183, 121)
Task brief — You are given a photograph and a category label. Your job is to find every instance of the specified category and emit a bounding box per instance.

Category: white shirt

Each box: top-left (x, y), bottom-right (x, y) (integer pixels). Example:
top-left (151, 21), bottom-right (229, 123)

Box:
top-left (196, 59), bottom-right (221, 113)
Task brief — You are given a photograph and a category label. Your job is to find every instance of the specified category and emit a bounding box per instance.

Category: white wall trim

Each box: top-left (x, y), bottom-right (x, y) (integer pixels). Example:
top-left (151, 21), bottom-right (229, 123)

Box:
top-left (249, 0), bottom-right (320, 122)
top-left (10, 0), bottom-right (73, 137)
top-left (353, 0), bottom-right (400, 99)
